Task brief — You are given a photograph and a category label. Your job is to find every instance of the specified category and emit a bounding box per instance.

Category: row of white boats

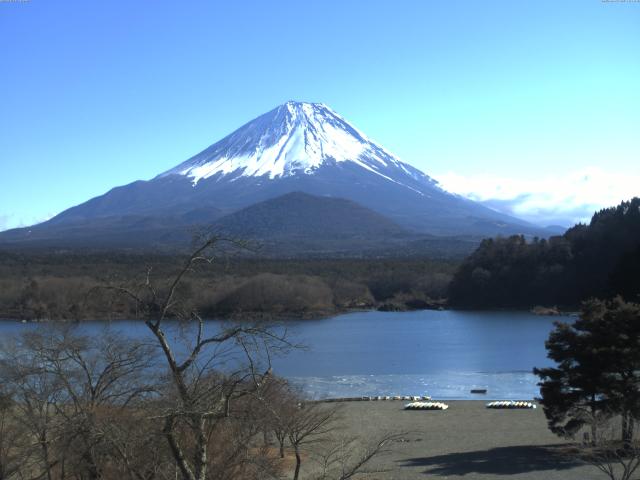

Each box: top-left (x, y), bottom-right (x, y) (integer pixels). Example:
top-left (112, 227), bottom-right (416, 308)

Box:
top-left (404, 401), bottom-right (449, 410)
top-left (403, 400), bottom-right (537, 411)
top-left (321, 396), bottom-right (536, 410)
top-left (322, 395), bottom-right (433, 402)
top-left (486, 401), bottom-right (537, 409)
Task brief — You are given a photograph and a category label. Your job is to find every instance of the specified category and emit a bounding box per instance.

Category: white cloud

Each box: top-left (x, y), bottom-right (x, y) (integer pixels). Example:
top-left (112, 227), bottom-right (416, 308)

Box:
top-left (0, 214), bottom-right (13, 232)
top-left (0, 213), bottom-right (55, 232)
top-left (435, 167), bottom-right (640, 227)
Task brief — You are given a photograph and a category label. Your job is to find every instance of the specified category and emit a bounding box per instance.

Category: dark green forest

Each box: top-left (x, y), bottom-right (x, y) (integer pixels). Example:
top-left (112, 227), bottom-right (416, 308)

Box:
top-left (448, 197), bottom-right (640, 309)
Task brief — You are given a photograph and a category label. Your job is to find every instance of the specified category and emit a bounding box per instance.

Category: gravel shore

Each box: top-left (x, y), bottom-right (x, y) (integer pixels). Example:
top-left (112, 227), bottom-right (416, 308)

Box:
top-left (317, 400), bottom-right (602, 480)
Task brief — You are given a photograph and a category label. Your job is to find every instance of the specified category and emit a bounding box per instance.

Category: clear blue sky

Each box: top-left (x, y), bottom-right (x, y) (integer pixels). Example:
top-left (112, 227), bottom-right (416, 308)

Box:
top-left (1, 0), bottom-right (639, 229)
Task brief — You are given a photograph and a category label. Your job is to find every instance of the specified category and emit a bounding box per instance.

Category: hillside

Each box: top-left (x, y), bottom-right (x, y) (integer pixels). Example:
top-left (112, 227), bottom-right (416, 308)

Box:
top-left (214, 192), bottom-right (406, 239)
top-left (448, 198), bottom-right (640, 308)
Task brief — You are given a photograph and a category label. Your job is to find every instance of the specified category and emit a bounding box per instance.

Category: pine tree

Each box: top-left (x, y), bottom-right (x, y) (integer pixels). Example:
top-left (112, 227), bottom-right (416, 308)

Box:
top-left (535, 298), bottom-right (640, 444)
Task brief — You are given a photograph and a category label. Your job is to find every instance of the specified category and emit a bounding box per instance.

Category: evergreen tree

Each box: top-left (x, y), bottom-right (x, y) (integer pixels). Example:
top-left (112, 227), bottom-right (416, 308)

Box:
top-left (535, 298), bottom-right (640, 444)
top-left (449, 197), bottom-right (640, 308)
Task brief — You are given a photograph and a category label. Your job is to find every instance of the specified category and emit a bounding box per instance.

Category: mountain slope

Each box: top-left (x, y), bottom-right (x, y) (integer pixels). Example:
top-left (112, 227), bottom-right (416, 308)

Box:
top-left (213, 191), bottom-right (407, 239)
top-left (0, 101), bottom-right (549, 251)
top-left (210, 192), bottom-right (408, 256)
top-left (209, 192), bottom-right (478, 257)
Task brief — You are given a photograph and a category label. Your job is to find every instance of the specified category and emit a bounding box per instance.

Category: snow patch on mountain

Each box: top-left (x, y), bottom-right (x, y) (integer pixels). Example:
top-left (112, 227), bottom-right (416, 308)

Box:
top-left (160, 102), bottom-right (431, 192)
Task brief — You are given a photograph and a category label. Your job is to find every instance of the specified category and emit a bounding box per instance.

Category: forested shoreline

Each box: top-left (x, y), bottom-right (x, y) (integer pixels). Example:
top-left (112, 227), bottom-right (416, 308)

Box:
top-left (448, 198), bottom-right (640, 309)
top-left (2, 198), bottom-right (639, 321)
top-left (0, 254), bottom-right (454, 321)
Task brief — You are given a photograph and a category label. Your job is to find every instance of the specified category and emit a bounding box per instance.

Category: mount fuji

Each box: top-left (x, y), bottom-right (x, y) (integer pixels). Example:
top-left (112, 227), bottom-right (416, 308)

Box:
top-left (0, 101), bottom-right (547, 252)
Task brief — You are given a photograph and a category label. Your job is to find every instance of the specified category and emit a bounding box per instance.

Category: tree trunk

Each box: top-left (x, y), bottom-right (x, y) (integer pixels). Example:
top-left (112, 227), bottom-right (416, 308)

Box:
top-left (293, 446), bottom-right (301, 480)
top-left (279, 440), bottom-right (285, 459)
top-left (163, 418), bottom-right (195, 480)
top-left (82, 448), bottom-right (100, 480)
top-left (194, 416), bottom-right (207, 480)
top-left (40, 432), bottom-right (53, 480)
top-left (590, 400), bottom-right (597, 446)
top-left (622, 411), bottom-right (633, 447)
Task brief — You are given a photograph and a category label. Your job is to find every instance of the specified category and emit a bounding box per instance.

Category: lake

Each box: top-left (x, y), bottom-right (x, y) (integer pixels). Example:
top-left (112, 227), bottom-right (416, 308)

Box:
top-left (0, 309), bottom-right (570, 400)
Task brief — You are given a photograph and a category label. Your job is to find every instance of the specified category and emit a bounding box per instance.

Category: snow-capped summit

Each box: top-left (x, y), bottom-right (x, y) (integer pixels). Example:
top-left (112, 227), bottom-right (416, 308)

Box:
top-left (161, 101), bottom-right (433, 191)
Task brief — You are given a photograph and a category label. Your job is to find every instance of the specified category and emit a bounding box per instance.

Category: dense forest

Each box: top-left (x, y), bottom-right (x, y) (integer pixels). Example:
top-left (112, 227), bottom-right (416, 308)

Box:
top-left (448, 198), bottom-right (640, 309)
top-left (0, 253), bottom-right (455, 321)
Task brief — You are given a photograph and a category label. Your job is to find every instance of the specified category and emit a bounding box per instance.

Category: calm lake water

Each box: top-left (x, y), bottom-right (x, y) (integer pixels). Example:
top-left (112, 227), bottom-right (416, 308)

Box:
top-left (0, 310), bottom-right (571, 400)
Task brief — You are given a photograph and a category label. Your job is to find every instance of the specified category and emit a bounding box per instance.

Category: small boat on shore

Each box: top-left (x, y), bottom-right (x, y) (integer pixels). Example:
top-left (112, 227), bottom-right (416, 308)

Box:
top-left (404, 401), bottom-right (449, 411)
top-left (486, 400), bottom-right (536, 409)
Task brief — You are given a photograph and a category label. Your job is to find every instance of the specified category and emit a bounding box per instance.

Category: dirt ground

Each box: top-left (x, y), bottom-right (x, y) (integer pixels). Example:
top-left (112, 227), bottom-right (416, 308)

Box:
top-left (297, 400), bottom-right (606, 480)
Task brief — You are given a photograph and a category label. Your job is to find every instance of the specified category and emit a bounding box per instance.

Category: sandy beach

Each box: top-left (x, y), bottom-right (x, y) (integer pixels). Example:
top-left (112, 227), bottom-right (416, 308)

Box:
top-left (309, 400), bottom-right (603, 480)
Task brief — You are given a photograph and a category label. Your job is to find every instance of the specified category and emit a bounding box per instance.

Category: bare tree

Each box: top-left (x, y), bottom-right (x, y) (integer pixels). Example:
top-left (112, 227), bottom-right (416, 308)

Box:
top-left (28, 328), bottom-right (156, 480)
top-left (0, 391), bottom-right (26, 480)
top-left (98, 408), bottom-right (172, 480)
top-left (255, 376), bottom-right (298, 459)
top-left (573, 416), bottom-right (640, 480)
top-left (255, 378), bottom-right (406, 480)
top-left (96, 235), bottom-right (291, 480)
top-left (0, 326), bottom-right (159, 480)
top-left (285, 401), bottom-right (342, 480)
top-left (310, 431), bottom-right (405, 480)
top-left (0, 333), bottom-right (68, 480)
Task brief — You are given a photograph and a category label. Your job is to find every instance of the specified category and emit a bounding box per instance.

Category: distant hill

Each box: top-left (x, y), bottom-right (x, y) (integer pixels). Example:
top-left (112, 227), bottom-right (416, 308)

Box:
top-left (211, 192), bottom-right (477, 257)
top-left (448, 198), bottom-right (640, 308)
top-left (0, 192), bottom-right (479, 258)
top-left (214, 191), bottom-right (405, 238)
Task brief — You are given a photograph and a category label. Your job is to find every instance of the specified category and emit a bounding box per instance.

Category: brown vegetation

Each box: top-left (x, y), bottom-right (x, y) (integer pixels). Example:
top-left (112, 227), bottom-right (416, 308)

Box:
top-left (0, 252), bottom-right (455, 321)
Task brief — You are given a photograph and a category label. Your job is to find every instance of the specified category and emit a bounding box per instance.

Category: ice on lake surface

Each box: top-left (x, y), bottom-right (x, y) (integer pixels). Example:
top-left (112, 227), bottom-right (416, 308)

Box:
top-left (288, 372), bottom-right (542, 400)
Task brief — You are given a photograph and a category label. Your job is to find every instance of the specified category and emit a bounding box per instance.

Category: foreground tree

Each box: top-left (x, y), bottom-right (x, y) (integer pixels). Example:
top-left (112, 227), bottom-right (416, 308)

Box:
top-left (287, 401), bottom-right (342, 480)
top-left (0, 323), bottom-right (289, 480)
top-left (98, 235), bottom-right (291, 480)
top-left (535, 297), bottom-right (640, 444)
top-left (256, 381), bottom-right (404, 480)
top-left (0, 327), bottom-right (162, 480)
top-left (309, 431), bottom-right (404, 480)
top-left (0, 391), bottom-right (25, 480)
top-left (0, 337), bottom-right (66, 480)
top-left (571, 416), bottom-right (640, 480)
